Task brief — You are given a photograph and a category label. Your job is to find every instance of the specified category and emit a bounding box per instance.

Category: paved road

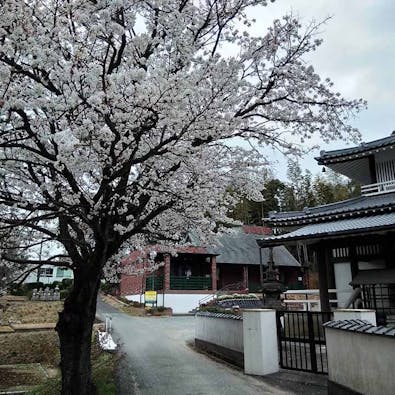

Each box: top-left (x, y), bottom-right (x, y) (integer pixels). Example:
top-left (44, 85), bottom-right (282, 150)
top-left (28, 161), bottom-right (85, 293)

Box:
top-left (97, 299), bottom-right (290, 395)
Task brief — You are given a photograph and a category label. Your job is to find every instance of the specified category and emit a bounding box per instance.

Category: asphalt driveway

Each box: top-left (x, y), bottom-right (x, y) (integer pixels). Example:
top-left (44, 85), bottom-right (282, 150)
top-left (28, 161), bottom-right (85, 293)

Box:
top-left (96, 299), bottom-right (326, 395)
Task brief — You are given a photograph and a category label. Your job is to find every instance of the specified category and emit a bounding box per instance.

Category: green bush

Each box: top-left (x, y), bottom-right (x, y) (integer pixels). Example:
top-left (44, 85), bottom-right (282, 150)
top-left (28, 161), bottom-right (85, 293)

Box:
top-left (60, 289), bottom-right (71, 300)
top-left (24, 282), bottom-right (45, 291)
top-left (61, 278), bottom-right (73, 289)
top-left (199, 306), bottom-right (236, 315)
top-left (50, 281), bottom-right (60, 289)
top-left (8, 283), bottom-right (24, 296)
top-left (100, 282), bottom-right (118, 295)
top-left (8, 282), bottom-right (45, 296)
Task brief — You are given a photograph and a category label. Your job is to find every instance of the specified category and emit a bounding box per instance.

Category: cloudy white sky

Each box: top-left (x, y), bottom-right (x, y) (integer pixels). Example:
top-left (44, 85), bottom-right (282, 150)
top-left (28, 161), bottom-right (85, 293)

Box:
top-left (246, 0), bottom-right (395, 180)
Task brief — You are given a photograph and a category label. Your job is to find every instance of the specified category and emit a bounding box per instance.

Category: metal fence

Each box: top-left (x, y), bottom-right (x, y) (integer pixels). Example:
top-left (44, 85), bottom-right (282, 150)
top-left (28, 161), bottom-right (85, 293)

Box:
top-left (145, 275), bottom-right (164, 291)
top-left (361, 284), bottom-right (395, 324)
top-left (276, 310), bottom-right (333, 374)
top-left (170, 275), bottom-right (212, 290)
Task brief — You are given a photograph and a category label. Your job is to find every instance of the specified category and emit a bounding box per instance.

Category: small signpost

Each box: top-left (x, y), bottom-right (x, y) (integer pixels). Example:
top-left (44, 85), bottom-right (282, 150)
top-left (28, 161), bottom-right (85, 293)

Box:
top-left (144, 290), bottom-right (157, 307)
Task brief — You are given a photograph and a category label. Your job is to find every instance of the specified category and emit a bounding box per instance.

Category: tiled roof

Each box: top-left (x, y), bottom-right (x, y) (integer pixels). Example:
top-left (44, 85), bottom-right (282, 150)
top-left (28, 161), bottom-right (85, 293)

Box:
top-left (267, 192), bottom-right (395, 226)
top-left (258, 213), bottom-right (395, 246)
top-left (195, 311), bottom-right (243, 320)
top-left (324, 319), bottom-right (395, 336)
top-left (316, 133), bottom-right (395, 165)
top-left (124, 227), bottom-right (301, 267)
top-left (209, 229), bottom-right (300, 267)
top-left (216, 298), bottom-right (264, 309)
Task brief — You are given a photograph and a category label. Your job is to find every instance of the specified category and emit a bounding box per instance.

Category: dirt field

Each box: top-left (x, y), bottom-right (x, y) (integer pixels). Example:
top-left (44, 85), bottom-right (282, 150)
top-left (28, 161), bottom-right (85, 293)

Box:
top-left (0, 364), bottom-right (48, 388)
top-left (0, 300), bottom-right (63, 325)
top-left (0, 298), bottom-right (116, 393)
top-left (0, 330), bottom-right (60, 366)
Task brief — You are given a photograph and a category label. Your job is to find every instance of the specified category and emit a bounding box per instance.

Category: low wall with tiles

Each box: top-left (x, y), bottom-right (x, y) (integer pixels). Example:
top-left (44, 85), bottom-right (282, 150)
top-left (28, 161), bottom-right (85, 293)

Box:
top-left (324, 319), bottom-right (395, 395)
top-left (195, 309), bottom-right (279, 375)
top-left (195, 312), bottom-right (244, 367)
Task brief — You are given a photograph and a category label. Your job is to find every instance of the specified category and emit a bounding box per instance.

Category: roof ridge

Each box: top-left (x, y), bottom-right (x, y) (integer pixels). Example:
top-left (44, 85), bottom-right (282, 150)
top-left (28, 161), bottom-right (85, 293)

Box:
top-left (316, 133), bottom-right (395, 164)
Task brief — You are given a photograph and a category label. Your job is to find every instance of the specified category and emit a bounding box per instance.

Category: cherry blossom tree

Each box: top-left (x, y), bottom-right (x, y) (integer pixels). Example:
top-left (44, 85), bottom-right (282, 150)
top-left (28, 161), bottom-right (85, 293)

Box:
top-left (0, 1), bottom-right (365, 393)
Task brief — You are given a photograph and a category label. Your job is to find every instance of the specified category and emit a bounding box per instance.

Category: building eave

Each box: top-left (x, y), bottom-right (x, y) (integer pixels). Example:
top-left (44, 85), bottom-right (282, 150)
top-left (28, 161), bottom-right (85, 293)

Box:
top-left (315, 134), bottom-right (395, 165)
top-left (258, 213), bottom-right (395, 248)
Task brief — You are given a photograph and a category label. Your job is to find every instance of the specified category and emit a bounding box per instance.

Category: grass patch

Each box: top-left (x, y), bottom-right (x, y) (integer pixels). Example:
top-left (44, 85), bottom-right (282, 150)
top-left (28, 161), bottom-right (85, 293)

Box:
top-left (27, 332), bottom-right (118, 395)
top-left (92, 352), bottom-right (119, 395)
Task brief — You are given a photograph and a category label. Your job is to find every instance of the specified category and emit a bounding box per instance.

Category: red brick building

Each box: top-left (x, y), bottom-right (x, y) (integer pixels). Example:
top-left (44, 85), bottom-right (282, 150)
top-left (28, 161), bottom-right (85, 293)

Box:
top-left (120, 226), bottom-right (302, 313)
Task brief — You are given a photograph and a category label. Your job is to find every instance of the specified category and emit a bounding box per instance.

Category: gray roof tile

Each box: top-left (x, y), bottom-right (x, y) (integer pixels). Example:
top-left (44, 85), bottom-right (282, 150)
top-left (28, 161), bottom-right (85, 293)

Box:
top-left (268, 192), bottom-right (395, 224)
top-left (259, 213), bottom-right (395, 246)
top-left (195, 311), bottom-right (243, 320)
top-left (316, 133), bottom-right (395, 165)
top-left (210, 229), bottom-right (300, 267)
top-left (324, 319), bottom-right (395, 336)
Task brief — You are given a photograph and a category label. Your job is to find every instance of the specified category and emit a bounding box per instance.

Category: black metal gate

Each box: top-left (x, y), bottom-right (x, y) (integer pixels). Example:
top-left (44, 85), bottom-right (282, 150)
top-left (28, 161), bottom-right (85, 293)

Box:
top-left (276, 311), bottom-right (333, 374)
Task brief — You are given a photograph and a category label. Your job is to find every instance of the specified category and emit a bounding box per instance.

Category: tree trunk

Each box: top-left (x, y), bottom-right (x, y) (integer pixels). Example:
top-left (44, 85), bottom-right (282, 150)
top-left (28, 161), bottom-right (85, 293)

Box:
top-left (56, 266), bottom-right (101, 395)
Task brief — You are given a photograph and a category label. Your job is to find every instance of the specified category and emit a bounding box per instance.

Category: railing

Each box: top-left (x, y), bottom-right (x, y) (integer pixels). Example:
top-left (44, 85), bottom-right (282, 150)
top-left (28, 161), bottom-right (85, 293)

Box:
top-left (361, 180), bottom-right (395, 196)
top-left (361, 284), bottom-right (395, 325)
top-left (217, 281), bottom-right (245, 293)
top-left (282, 289), bottom-right (338, 311)
top-left (170, 275), bottom-right (212, 290)
top-left (277, 310), bottom-right (333, 374)
top-left (198, 281), bottom-right (248, 306)
top-left (145, 275), bottom-right (164, 291)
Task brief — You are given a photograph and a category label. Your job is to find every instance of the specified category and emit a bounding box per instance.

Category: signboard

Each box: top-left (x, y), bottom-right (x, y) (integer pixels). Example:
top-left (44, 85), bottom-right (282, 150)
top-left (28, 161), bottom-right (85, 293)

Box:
top-left (144, 290), bottom-right (157, 305)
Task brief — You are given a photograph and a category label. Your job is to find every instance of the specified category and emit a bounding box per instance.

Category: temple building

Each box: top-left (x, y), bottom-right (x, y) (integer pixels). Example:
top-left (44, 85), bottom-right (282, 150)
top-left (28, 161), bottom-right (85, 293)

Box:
top-left (258, 133), bottom-right (395, 325)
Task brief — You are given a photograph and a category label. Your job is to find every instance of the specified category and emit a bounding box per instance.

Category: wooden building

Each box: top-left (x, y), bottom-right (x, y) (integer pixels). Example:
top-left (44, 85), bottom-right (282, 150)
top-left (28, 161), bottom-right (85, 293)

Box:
top-left (258, 133), bottom-right (395, 324)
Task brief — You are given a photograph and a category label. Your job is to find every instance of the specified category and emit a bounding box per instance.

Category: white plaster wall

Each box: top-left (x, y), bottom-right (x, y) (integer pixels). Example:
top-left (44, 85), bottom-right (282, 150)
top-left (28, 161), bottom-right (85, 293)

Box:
top-left (163, 294), bottom-right (213, 314)
top-left (124, 294), bottom-right (144, 304)
top-left (334, 309), bottom-right (377, 326)
top-left (195, 315), bottom-right (243, 353)
top-left (243, 310), bottom-right (279, 375)
top-left (326, 328), bottom-right (395, 394)
top-left (125, 293), bottom-right (213, 314)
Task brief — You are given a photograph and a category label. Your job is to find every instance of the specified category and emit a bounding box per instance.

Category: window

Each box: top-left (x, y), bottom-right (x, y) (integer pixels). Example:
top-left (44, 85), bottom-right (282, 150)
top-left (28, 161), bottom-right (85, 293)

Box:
top-left (56, 268), bottom-right (72, 278)
top-left (39, 267), bottom-right (53, 277)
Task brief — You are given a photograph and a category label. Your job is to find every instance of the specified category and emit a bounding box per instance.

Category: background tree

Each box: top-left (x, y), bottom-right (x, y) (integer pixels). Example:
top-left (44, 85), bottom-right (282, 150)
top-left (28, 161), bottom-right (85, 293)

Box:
top-left (0, 1), bottom-right (365, 394)
top-left (230, 166), bottom-right (361, 224)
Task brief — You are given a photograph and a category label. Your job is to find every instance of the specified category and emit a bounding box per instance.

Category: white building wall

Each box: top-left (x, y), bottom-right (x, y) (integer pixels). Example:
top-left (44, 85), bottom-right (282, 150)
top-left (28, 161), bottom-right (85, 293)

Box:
top-left (125, 293), bottom-right (214, 314)
top-left (24, 265), bottom-right (73, 285)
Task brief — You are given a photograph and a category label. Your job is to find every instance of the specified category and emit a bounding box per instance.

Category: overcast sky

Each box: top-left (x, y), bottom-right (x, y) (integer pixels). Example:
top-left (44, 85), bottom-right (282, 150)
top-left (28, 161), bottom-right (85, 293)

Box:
top-left (246, 0), bottom-right (395, 180)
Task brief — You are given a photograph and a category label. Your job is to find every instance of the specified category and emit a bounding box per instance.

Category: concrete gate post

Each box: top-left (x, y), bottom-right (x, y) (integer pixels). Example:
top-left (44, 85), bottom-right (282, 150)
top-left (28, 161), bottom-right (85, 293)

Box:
top-left (243, 309), bottom-right (279, 376)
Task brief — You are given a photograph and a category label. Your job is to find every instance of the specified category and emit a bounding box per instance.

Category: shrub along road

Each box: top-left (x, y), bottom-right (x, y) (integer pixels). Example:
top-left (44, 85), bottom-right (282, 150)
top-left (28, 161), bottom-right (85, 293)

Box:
top-left (96, 299), bottom-right (288, 395)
